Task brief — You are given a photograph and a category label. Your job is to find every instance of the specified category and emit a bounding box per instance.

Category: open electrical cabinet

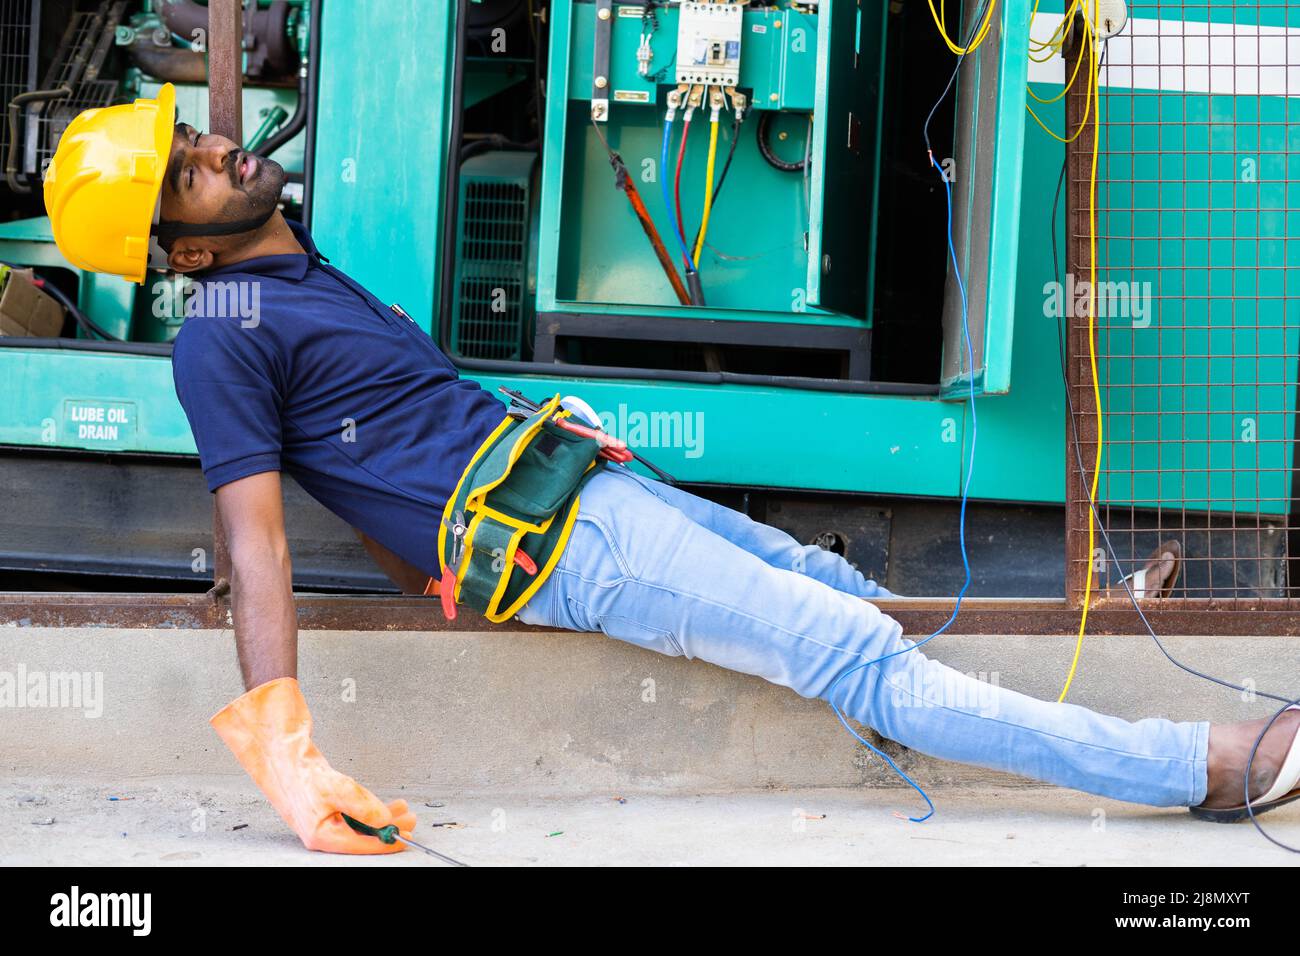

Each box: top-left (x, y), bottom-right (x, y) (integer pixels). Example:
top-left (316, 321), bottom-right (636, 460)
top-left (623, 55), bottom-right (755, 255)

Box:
top-left (438, 0), bottom-right (1030, 395)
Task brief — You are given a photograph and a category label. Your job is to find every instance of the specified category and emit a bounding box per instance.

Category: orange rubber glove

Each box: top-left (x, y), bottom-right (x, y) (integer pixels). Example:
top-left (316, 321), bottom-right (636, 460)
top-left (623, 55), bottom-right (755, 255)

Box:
top-left (210, 677), bottom-right (417, 854)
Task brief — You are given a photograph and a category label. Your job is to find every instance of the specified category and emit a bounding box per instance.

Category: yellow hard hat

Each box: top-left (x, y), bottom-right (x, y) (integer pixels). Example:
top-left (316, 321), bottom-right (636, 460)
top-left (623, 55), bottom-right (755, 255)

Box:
top-left (42, 83), bottom-right (176, 285)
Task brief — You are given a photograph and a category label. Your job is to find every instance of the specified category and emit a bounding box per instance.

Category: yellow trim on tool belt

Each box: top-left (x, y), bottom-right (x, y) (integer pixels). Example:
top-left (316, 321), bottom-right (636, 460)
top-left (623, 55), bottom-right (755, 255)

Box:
top-left (437, 393), bottom-right (601, 624)
top-left (437, 412), bottom-right (515, 575)
top-left (489, 474), bottom-right (592, 622)
top-left (465, 396), bottom-right (565, 503)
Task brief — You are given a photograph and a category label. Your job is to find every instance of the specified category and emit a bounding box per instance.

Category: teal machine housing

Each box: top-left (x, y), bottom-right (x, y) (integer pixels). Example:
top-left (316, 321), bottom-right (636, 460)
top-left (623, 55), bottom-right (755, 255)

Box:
top-left (0, 0), bottom-right (1049, 501)
top-left (22, 0), bottom-right (1268, 592)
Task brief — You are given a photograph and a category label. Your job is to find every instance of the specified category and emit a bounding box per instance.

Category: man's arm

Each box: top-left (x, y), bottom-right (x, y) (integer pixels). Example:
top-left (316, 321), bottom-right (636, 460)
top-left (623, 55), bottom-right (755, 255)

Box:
top-left (208, 470), bottom-right (418, 853)
top-left (216, 471), bottom-right (297, 688)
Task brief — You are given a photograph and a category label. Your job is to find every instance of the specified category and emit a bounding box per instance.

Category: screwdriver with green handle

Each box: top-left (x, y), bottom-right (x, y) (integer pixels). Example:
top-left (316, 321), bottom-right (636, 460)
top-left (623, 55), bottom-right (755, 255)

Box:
top-left (342, 813), bottom-right (470, 866)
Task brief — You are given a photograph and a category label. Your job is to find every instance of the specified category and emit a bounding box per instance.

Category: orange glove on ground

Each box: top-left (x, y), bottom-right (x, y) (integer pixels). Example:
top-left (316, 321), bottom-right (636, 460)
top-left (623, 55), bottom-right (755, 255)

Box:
top-left (210, 676), bottom-right (417, 854)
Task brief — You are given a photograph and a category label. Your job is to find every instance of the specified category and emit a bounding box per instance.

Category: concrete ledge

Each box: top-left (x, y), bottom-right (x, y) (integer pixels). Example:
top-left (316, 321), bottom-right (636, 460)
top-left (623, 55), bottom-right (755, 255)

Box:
top-left (0, 627), bottom-right (1295, 793)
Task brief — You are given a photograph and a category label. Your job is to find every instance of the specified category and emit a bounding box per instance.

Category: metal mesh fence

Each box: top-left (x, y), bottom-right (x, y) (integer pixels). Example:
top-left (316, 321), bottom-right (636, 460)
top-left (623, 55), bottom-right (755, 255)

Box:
top-left (1067, 2), bottom-right (1300, 606)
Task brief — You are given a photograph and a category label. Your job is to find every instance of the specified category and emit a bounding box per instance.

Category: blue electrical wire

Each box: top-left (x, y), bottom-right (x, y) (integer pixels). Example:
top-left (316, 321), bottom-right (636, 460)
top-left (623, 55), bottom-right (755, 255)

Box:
top-left (821, 0), bottom-right (992, 821)
top-left (660, 119), bottom-right (695, 268)
top-left (822, 155), bottom-right (977, 824)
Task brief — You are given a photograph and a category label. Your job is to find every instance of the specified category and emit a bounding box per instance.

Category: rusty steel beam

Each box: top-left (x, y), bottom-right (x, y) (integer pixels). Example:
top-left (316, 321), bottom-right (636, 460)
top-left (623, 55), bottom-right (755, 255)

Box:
top-left (207, 0), bottom-right (244, 143)
top-left (1063, 16), bottom-right (1098, 610)
top-left (3, 593), bottom-right (1299, 635)
top-left (204, 0), bottom-right (244, 591)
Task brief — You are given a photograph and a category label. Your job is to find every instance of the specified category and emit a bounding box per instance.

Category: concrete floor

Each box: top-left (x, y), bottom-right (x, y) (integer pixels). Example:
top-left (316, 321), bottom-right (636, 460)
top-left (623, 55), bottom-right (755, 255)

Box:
top-left (4, 777), bottom-right (1299, 866)
top-left (7, 625), bottom-right (1300, 865)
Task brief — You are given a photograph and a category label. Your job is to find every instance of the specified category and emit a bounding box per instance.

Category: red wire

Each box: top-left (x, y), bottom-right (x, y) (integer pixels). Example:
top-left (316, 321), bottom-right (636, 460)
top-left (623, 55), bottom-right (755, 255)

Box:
top-left (621, 174), bottom-right (691, 305)
top-left (674, 117), bottom-right (691, 268)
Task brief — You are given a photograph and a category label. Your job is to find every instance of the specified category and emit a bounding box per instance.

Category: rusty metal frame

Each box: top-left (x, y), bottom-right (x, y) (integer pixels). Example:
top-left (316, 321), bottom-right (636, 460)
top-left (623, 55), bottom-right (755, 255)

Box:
top-left (3, 592), bottom-right (1297, 636)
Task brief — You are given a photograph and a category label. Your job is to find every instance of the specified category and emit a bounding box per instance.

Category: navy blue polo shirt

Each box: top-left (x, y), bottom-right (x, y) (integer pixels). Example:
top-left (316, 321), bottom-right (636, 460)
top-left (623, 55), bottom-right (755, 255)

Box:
top-left (171, 219), bottom-right (505, 577)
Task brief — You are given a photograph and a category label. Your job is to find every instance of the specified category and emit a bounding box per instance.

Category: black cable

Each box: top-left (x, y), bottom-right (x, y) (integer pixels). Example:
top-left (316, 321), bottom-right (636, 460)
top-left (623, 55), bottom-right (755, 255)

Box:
top-left (530, 0), bottom-right (547, 141)
top-left (35, 276), bottom-right (123, 342)
top-left (921, 0), bottom-right (993, 158)
top-left (252, 72), bottom-right (307, 159)
top-left (300, 0), bottom-right (322, 228)
top-left (6, 87), bottom-right (71, 193)
top-left (0, 261), bottom-right (123, 342)
top-left (1049, 42), bottom-right (1300, 850)
top-left (689, 111), bottom-right (743, 254)
top-left (756, 110), bottom-right (806, 172)
top-left (437, 0), bottom-right (471, 355)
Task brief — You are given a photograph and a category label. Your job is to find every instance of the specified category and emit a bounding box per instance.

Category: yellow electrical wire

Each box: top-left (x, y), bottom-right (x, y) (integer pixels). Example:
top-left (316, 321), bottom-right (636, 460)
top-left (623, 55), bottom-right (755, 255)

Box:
top-left (928, 0), bottom-right (998, 55)
top-left (1030, 0), bottom-right (1080, 55)
top-left (1028, 12), bottom-right (1088, 105)
top-left (692, 115), bottom-right (721, 266)
top-left (1057, 0), bottom-right (1103, 703)
top-left (1026, 15), bottom-right (1093, 143)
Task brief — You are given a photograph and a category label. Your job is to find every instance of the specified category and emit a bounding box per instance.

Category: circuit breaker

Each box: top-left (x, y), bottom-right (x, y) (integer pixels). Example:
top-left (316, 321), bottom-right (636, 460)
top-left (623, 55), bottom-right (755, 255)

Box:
top-left (675, 2), bottom-right (744, 86)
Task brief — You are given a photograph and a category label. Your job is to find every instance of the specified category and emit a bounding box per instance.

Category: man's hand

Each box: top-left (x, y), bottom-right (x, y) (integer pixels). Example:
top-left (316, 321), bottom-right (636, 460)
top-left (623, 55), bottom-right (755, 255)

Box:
top-left (211, 677), bottom-right (418, 854)
top-left (210, 472), bottom-right (419, 852)
top-left (215, 471), bottom-right (297, 687)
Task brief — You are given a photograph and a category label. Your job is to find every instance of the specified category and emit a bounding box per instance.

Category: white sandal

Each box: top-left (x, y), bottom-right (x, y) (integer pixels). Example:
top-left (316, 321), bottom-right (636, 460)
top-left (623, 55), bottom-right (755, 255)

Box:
top-left (1190, 706), bottom-right (1300, 823)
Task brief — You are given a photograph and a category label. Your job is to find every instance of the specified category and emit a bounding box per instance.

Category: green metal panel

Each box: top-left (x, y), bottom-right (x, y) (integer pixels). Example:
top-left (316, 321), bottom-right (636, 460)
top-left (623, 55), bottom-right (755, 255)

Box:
top-left (309, 0), bottom-right (453, 330)
top-left (464, 371), bottom-right (965, 495)
top-left (1093, 54), bottom-right (1300, 516)
top-left (805, 0), bottom-right (887, 319)
top-left (0, 349), bottom-right (195, 454)
top-left (939, 0), bottom-right (1030, 397)
top-left (965, 96), bottom-right (1068, 504)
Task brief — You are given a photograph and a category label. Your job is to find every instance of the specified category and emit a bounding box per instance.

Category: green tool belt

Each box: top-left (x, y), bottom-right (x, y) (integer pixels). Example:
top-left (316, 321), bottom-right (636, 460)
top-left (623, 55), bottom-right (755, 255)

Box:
top-left (438, 394), bottom-right (603, 623)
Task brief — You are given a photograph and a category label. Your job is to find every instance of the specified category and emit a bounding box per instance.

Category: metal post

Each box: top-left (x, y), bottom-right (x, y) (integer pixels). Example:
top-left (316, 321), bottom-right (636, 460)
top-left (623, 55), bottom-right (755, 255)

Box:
top-left (207, 0), bottom-right (244, 142)
top-left (1063, 14), bottom-right (1096, 609)
top-left (206, 0), bottom-right (244, 598)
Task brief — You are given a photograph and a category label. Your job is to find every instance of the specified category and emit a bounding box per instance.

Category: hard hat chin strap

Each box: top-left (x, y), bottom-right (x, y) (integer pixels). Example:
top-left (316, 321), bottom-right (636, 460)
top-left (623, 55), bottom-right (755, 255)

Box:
top-left (151, 205), bottom-right (278, 248)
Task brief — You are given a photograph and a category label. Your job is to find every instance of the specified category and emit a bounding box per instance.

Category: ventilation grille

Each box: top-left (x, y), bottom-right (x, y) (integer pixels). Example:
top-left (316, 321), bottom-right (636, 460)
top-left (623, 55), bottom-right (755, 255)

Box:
top-left (0, 0), bottom-right (37, 175)
top-left (452, 170), bottom-right (532, 361)
top-left (25, 1), bottom-right (125, 177)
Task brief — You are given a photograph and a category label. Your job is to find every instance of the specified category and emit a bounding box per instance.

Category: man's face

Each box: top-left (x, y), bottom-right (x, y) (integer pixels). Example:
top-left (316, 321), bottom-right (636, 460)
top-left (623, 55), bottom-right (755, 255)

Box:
top-left (159, 123), bottom-right (286, 248)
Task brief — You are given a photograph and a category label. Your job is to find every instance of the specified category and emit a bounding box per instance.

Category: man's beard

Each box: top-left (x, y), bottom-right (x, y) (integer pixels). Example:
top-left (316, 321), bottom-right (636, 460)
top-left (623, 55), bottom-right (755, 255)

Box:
top-left (240, 154), bottom-right (287, 215)
top-left (215, 153), bottom-right (287, 233)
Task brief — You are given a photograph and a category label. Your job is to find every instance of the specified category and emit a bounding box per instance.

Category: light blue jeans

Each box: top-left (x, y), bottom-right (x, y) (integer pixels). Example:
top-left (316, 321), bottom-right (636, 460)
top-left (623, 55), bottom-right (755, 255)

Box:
top-left (516, 465), bottom-right (1210, 807)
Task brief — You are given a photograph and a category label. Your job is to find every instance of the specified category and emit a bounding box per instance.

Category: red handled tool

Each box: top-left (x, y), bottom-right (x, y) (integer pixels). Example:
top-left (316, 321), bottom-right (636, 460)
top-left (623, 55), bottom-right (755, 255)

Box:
top-left (440, 509), bottom-right (469, 621)
top-left (513, 548), bottom-right (538, 576)
top-left (552, 416), bottom-right (634, 463)
top-left (497, 387), bottom-right (677, 483)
